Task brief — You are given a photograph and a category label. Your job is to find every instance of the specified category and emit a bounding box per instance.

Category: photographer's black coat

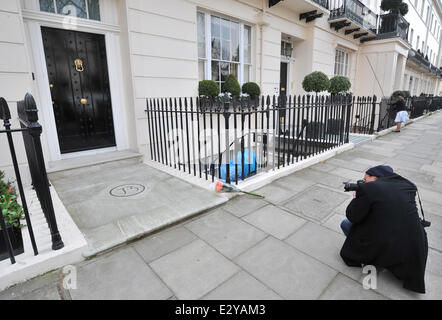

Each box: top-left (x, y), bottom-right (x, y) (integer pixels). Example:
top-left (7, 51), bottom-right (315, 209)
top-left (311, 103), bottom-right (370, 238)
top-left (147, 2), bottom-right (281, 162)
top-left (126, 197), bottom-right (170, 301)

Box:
top-left (340, 173), bottom-right (428, 293)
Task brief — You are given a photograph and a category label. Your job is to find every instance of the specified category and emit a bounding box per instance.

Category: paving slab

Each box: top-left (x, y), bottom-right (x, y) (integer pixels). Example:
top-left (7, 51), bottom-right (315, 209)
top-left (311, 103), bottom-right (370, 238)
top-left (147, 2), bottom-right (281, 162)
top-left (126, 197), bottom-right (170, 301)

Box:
top-left (69, 247), bottom-right (172, 300)
top-left (150, 240), bottom-right (240, 300)
top-left (272, 175), bottom-right (317, 194)
top-left (132, 226), bottom-right (197, 263)
top-left (222, 194), bottom-right (268, 217)
top-left (427, 249), bottom-right (442, 277)
top-left (309, 162), bottom-right (338, 173)
top-left (427, 227), bottom-right (442, 251)
top-left (325, 158), bottom-right (375, 172)
top-left (20, 286), bottom-right (62, 300)
top-left (373, 269), bottom-right (442, 300)
top-left (0, 270), bottom-right (61, 300)
top-left (331, 167), bottom-right (365, 181)
top-left (251, 183), bottom-right (297, 204)
top-left (202, 271), bottom-right (282, 300)
top-left (285, 222), bottom-right (362, 281)
top-left (49, 162), bottom-right (227, 256)
top-left (287, 168), bottom-right (349, 189)
top-left (322, 212), bottom-right (346, 234)
top-left (242, 205), bottom-right (307, 240)
top-left (420, 164), bottom-right (442, 176)
top-left (282, 185), bottom-right (349, 222)
top-left (235, 237), bottom-right (337, 299)
top-left (184, 209), bottom-right (267, 259)
top-left (419, 187), bottom-right (442, 206)
top-left (319, 274), bottom-right (387, 300)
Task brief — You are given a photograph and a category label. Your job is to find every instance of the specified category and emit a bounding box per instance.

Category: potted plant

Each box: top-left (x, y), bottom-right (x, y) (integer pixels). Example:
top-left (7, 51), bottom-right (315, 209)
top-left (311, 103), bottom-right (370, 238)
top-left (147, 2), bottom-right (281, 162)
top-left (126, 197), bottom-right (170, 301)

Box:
top-left (328, 76), bottom-right (351, 95)
top-left (0, 170), bottom-right (25, 261)
top-left (302, 71), bottom-right (330, 97)
top-left (222, 75), bottom-right (241, 98)
top-left (380, 0), bottom-right (408, 15)
top-left (199, 80), bottom-right (219, 100)
top-left (241, 82), bottom-right (261, 104)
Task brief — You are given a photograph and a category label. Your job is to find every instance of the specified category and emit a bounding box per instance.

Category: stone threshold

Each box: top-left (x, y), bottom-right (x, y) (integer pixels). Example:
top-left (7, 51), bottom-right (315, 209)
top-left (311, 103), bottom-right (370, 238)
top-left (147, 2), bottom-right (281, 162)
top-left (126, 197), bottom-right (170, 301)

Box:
top-left (47, 150), bottom-right (142, 174)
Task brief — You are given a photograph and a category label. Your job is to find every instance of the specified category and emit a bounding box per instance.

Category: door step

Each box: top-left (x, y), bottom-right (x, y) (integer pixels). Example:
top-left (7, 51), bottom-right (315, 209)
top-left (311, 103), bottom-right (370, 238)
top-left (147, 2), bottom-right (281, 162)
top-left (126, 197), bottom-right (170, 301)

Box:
top-left (47, 150), bottom-right (143, 174)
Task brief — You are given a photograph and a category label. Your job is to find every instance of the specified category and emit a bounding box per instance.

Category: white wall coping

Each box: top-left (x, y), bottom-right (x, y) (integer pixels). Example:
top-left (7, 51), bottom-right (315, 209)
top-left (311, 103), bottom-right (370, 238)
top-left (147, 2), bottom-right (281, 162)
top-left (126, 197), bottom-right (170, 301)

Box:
top-left (144, 143), bottom-right (355, 194)
top-left (0, 185), bottom-right (87, 291)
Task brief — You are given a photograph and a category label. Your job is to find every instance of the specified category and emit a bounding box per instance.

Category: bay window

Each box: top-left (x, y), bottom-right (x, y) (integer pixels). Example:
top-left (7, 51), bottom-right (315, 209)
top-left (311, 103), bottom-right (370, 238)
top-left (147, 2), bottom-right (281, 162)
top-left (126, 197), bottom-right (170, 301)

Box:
top-left (197, 11), bottom-right (252, 89)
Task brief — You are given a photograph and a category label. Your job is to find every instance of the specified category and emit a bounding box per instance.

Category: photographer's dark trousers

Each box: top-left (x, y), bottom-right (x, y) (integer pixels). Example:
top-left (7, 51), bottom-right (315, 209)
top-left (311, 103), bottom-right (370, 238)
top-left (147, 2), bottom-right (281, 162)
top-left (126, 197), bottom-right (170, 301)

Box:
top-left (340, 218), bottom-right (352, 237)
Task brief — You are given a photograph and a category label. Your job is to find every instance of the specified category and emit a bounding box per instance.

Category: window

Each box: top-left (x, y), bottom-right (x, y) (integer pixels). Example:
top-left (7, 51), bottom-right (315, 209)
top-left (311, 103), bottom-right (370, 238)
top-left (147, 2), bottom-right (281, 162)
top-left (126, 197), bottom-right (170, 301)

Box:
top-left (197, 11), bottom-right (252, 89)
top-left (409, 28), bottom-right (414, 45)
top-left (334, 48), bottom-right (349, 76)
top-left (416, 35), bottom-right (420, 50)
top-left (39, 0), bottom-right (100, 21)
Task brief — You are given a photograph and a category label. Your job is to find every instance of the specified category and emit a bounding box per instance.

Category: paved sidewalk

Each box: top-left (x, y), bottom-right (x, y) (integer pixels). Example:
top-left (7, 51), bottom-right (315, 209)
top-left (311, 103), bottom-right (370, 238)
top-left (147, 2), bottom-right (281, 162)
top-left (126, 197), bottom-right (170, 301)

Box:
top-left (47, 161), bottom-right (227, 257)
top-left (1, 112), bottom-right (442, 300)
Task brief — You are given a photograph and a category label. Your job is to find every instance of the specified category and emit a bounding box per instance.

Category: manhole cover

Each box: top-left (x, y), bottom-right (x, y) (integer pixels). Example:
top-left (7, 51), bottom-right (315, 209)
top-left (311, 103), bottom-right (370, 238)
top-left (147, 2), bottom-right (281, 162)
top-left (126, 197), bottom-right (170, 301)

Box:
top-left (109, 184), bottom-right (146, 197)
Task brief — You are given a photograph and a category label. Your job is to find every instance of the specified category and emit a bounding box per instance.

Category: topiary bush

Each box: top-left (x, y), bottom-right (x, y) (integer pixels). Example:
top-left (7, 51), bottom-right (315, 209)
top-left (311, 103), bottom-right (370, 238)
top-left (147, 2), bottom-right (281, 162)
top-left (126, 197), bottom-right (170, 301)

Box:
top-left (302, 71), bottom-right (330, 95)
top-left (222, 75), bottom-right (241, 97)
top-left (328, 76), bottom-right (351, 94)
top-left (198, 80), bottom-right (219, 99)
top-left (381, 0), bottom-right (408, 16)
top-left (242, 82), bottom-right (261, 98)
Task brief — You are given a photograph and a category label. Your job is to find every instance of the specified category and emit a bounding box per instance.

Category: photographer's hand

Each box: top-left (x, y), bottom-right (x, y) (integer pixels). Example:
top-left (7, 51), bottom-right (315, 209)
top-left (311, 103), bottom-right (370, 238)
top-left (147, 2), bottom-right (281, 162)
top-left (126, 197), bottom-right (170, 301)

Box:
top-left (353, 192), bottom-right (356, 199)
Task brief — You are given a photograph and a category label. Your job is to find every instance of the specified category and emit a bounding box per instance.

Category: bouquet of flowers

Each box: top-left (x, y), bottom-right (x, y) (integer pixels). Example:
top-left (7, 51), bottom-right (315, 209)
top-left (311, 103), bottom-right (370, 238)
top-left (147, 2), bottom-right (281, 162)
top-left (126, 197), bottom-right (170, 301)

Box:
top-left (215, 180), bottom-right (264, 198)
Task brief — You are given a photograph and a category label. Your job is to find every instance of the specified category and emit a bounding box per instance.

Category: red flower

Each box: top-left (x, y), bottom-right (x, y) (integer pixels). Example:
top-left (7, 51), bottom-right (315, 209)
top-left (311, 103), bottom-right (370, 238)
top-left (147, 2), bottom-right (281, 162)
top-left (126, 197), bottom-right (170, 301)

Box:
top-left (8, 186), bottom-right (12, 192)
top-left (215, 181), bottom-right (224, 192)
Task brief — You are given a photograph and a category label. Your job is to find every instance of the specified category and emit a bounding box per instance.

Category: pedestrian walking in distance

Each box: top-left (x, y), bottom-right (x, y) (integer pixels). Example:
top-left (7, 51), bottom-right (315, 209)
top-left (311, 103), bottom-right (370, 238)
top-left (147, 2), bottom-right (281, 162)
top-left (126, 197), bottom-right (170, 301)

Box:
top-left (391, 95), bottom-right (408, 132)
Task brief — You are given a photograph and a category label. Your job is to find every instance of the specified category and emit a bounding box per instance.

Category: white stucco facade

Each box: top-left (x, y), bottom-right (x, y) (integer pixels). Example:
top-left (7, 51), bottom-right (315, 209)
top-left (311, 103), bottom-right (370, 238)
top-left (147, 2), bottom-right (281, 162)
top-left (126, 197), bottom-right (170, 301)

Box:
top-left (0, 0), bottom-right (441, 175)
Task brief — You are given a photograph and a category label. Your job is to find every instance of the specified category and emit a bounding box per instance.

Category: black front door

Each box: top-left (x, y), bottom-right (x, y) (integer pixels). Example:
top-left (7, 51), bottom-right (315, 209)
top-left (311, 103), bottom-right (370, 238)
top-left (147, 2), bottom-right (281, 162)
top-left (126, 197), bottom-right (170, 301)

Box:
top-left (42, 27), bottom-right (116, 154)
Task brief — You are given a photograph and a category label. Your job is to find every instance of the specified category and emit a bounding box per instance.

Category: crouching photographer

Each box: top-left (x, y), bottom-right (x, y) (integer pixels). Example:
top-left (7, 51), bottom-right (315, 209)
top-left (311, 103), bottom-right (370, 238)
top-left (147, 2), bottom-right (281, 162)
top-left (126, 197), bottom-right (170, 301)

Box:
top-left (340, 165), bottom-right (429, 294)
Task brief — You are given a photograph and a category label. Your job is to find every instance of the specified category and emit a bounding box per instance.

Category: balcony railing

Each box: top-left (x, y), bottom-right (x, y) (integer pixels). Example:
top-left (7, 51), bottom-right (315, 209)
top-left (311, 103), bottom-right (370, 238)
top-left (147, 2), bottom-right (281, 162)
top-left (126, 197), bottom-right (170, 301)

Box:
top-left (377, 13), bottom-right (409, 42)
top-left (430, 64), bottom-right (439, 76)
top-left (329, 0), bottom-right (378, 33)
top-left (408, 49), bottom-right (431, 70)
top-left (311, 0), bottom-right (330, 9)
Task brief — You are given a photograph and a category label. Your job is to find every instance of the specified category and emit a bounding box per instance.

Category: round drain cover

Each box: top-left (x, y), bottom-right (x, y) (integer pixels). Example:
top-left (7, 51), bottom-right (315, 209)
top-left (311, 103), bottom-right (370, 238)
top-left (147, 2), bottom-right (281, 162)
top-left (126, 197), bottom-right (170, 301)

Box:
top-left (109, 184), bottom-right (146, 197)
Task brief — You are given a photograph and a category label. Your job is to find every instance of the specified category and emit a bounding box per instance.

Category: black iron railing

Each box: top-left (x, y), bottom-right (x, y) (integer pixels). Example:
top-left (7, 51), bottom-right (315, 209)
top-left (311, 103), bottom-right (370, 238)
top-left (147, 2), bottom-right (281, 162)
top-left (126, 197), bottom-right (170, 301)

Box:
top-left (377, 13), bottom-right (409, 42)
top-left (348, 96), bottom-right (377, 134)
top-left (312, 0), bottom-right (329, 9)
top-left (329, 0), bottom-right (378, 33)
top-left (145, 95), bottom-right (355, 184)
top-left (0, 93), bottom-right (63, 264)
top-left (408, 49), bottom-right (431, 69)
top-left (408, 96), bottom-right (442, 118)
top-left (377, 96), bottom-right (442, 131)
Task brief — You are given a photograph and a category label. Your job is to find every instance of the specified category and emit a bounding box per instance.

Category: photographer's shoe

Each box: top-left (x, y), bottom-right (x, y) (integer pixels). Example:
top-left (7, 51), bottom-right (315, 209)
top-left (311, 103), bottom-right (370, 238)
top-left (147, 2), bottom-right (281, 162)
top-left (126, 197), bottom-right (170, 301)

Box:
top-left (393, 130), bottom-right (400, 132)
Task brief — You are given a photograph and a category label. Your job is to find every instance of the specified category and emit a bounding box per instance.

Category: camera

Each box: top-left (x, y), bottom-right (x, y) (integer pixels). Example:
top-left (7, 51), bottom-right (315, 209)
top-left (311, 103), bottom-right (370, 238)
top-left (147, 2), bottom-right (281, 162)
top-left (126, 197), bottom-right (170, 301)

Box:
top-left (343, 180), bottom-right (365, 192)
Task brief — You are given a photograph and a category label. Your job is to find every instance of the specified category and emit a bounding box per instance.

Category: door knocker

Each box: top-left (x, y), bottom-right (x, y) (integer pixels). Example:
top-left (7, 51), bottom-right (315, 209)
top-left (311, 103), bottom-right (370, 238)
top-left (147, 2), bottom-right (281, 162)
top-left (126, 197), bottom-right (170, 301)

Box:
top-left (74, 59), bottom-right (84, 72)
